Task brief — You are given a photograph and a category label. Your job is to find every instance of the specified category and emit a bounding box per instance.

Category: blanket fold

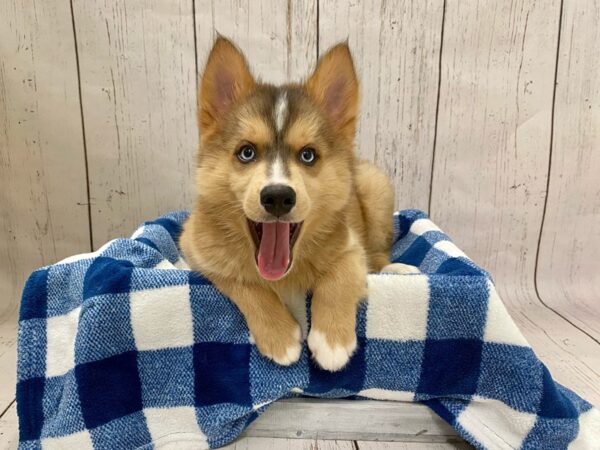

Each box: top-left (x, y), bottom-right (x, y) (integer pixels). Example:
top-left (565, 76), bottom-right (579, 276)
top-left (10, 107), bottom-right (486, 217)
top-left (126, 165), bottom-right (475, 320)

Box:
top-left (17, 210), bottom-right (599, 449)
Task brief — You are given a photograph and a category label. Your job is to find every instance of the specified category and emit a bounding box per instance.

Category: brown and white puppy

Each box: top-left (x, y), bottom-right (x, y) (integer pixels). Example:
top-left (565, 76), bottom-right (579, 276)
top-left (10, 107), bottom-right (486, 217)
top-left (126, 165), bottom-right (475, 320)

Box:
top-left (180, 38), bottom-right (416, 371)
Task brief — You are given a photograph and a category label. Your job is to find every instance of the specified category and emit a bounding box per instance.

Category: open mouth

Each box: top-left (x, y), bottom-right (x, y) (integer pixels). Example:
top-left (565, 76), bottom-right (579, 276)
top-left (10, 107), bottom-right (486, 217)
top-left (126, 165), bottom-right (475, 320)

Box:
top-left (248, 220), bottom-right (302, 281)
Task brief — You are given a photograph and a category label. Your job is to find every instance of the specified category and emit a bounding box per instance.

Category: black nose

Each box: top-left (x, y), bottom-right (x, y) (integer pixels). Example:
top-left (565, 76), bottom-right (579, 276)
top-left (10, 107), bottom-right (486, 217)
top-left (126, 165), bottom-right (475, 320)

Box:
top-left (260, 184), bottom-right (296, 217)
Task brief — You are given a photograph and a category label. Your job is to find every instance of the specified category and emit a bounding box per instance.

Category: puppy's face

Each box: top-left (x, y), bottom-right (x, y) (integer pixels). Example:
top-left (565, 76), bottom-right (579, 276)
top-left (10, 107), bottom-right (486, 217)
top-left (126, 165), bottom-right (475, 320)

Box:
top-left (196, 39), bottom-right (359, 281)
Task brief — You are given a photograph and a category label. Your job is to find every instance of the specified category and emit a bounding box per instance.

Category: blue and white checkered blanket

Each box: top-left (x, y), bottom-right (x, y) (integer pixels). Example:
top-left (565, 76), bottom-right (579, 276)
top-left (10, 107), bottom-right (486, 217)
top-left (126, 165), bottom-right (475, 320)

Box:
top-left (17, 210), bottom-right (599, 449)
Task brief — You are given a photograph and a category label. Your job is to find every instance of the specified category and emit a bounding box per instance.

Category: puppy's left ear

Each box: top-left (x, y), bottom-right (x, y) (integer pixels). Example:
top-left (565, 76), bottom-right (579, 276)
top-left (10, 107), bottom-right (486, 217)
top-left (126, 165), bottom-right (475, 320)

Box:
top-left (199, 37), bottom-right (256, 135)
top-left (305, 43), bottom-right (359, 139)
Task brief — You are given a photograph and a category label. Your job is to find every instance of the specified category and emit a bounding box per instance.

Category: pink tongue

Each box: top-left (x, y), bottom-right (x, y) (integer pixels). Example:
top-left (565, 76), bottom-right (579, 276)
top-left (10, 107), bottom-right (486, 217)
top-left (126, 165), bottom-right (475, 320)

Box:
top-left (257, 222), bottom-right (290, 280)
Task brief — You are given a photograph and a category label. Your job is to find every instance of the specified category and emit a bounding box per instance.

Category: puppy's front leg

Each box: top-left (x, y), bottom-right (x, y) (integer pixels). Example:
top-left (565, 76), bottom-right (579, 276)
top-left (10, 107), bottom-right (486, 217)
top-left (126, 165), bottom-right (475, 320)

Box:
top-left (308, 249), bottom-right (367, 371)
top-left (215, 281), bottom-right (302, 366)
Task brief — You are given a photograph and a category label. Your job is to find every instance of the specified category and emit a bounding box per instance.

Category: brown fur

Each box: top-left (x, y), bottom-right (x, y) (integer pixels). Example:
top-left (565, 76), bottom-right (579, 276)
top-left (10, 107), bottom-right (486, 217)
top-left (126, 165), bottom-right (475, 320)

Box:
top-left (180, 38), bottom-right (395, 371)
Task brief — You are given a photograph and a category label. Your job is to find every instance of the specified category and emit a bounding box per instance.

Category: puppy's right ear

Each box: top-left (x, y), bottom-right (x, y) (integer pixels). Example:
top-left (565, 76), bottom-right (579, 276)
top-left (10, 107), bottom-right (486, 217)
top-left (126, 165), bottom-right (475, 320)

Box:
top-left (199, 38), bottom-right (255, 134)
top-left (305, 43), bottom-right (359, 141)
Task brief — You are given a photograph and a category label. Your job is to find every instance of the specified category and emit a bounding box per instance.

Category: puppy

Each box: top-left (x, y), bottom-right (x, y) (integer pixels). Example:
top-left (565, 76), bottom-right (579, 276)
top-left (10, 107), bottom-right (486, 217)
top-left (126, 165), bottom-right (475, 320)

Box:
top-left (181, 38), bottom-right (416, 372)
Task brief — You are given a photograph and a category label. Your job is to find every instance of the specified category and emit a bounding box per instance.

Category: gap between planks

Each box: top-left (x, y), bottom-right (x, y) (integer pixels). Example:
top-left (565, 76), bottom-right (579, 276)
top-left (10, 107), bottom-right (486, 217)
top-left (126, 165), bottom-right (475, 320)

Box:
top-left (222, 438), bottom-right (472, 449)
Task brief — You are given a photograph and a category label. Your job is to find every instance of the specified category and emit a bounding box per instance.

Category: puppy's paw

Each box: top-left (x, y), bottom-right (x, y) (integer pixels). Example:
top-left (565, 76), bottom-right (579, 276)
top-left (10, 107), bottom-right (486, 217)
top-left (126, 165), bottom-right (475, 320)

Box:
top-left (307, 329), bottom-right (357, 372)
top-left (254, 323), bottom-right (302, 366)
top-left (381, 263), bottom-right (421, 274)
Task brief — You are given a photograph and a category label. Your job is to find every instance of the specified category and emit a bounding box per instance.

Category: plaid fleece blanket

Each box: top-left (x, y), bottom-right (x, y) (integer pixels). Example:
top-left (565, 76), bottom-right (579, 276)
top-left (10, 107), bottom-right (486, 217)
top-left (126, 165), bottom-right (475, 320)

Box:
top-left (17, 210), bottom-right (599, 449)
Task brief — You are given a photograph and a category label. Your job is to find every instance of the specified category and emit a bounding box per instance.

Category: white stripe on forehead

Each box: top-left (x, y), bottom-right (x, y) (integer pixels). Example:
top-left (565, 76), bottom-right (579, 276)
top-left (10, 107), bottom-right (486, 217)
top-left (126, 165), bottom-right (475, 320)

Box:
top-left (274, 91), bottom-right (288, 133)
top-left (268, 155), bottom-right (289, 185)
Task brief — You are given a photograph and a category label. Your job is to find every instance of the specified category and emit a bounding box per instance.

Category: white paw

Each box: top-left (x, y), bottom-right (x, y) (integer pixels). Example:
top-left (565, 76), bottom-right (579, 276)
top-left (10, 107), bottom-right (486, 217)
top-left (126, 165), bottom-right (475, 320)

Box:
top-left (270, 325), bottom-right (302, 366)
top-left (381, 263), bottom-right (421, 274)
top-left (307, 329), bottom-right (357, 372)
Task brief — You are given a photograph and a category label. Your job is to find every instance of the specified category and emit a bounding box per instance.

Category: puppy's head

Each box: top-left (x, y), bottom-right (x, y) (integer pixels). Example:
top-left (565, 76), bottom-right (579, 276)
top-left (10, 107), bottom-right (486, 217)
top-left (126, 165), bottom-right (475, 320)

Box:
top-left (196, 38), bottom-right (359, 281)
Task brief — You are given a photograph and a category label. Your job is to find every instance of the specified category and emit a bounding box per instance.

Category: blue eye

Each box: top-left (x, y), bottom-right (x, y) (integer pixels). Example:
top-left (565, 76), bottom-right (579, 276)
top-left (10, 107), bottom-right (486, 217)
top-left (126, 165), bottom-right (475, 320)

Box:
top-left (237, 144), bottom-right (256, 163)
top-left (299, 147), bottom-right (317, 165)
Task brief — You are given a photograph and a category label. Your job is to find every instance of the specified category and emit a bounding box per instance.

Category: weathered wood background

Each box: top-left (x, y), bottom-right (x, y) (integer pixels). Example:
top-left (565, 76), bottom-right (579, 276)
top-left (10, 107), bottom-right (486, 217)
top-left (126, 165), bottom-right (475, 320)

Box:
top-left (1, 0), bottom-right (599, 419)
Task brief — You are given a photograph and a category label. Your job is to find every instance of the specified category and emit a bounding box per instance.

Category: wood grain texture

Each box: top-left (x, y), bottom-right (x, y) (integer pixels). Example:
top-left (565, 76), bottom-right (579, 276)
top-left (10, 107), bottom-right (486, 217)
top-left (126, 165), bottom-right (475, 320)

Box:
top-left (318, 0), bottom-right (443, 211)
top-left (223, 437), bottom-right (354, 449)
top-left (430, 0), bottom-right (559, 291)
top-left (536, 0), bottom-right (600, 341)
top-left (0, 402), bottom-right (17, 450)
top-left (497, 286), bottom-right (600, 407)
top-left (0, 0), bottom-right (90, 318)
top-left (429, 0), bottom-right (600, 407)
top-left (242, 398), bottom-right (459, 442)
top-left (357, 442), bottom-right (472, 450)
top-left (0, 316), bottom-right (17, 415)
top-left (195, 0), bottom-right (317, 84)
top-left (72, 0), bottom-right (198, 247)
top-left (0, 0), bottom-right (89, 413)
top-left (2, 0), bottom-right (600, 445)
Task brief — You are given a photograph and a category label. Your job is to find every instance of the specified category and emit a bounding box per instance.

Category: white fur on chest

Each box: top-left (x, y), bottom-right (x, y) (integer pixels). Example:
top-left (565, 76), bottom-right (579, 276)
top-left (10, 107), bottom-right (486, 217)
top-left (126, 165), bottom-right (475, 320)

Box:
top-left (277, 288), bottom-right (309, 338)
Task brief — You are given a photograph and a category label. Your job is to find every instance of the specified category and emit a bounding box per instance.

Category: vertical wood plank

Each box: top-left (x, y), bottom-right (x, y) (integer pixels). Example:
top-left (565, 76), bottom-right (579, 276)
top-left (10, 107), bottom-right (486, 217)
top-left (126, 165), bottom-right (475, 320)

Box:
top-left (430, 0), bottom-right (600, 406)
top-left (0, 0), bottom-right (91, 317)
top-left (537, 0), bottom-right (600, 341)
top-left (0, 4), bottom-right (91, 301)
top-left (195, 0), bottom-right (317, 84)
top-left (72, 0), bottom-right (198, 247)
top-left (430, 0), bottom-right (559, 291)
top-left (318, 0), bottom-right (443, 211)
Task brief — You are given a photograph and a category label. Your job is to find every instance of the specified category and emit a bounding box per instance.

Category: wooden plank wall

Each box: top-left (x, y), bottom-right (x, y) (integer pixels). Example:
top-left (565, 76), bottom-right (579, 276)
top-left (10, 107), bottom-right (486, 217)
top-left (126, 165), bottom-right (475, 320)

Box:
top-left (0, 0), bottom-right (91, 320)
top-left (1, 0), bottom-right (599, 407)
top-left (319, 0), bottom-right (443, 212)
top-left (0, 0), bottom-right (91, 413)
top-left (537, 0), bottom-right (600, 342)
top-left (71, 0), bottom-right (198, 247)
top-left (428, 0), bottom-right (600, 405)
